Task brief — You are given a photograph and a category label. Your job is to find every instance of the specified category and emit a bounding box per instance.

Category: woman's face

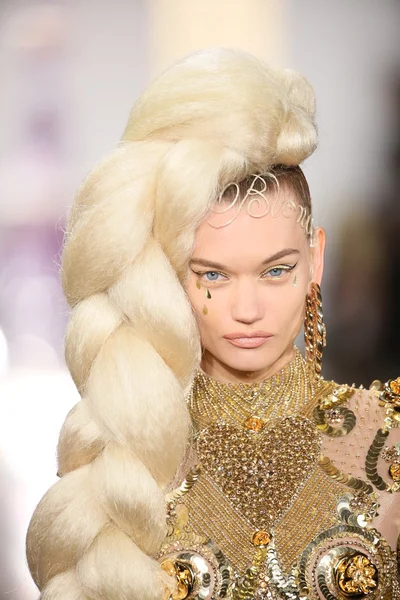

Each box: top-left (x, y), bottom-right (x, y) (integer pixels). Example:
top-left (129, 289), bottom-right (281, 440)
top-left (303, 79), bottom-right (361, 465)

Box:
top-left (185, 186), bottom-right (325, 382)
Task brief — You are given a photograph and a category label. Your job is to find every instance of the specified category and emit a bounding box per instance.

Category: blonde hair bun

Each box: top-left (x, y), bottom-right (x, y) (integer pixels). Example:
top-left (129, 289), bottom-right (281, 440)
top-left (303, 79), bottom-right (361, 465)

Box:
top-left (123, 47), bottom-right (317, 169)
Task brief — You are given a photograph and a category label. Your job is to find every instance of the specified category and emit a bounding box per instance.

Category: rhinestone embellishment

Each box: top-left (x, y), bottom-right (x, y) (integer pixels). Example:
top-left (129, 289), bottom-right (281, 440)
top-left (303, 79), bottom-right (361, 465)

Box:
top-left (197, 415), bottom-right (321, 531)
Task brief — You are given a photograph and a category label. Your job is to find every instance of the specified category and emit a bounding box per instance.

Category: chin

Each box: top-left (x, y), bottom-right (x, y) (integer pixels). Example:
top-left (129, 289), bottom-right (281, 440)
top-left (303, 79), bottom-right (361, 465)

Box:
top-left (222, 348), bottom-right (277, 374)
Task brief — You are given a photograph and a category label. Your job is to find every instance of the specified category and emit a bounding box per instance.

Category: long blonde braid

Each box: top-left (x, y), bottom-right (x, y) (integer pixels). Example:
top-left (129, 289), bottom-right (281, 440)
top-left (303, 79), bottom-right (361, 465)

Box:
top-left (26, 48), bottom-right (317, 599)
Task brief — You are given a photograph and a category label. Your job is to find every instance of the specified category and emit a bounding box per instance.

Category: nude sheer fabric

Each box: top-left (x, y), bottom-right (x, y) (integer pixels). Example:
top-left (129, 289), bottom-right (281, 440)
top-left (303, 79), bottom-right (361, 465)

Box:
top-left (321, 386), bottom-right (400, 548)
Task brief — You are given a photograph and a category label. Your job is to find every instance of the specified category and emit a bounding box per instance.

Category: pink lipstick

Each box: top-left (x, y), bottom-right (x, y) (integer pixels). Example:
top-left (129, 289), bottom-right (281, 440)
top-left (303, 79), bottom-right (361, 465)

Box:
top-left (223, 331), bottom-right (272, 349)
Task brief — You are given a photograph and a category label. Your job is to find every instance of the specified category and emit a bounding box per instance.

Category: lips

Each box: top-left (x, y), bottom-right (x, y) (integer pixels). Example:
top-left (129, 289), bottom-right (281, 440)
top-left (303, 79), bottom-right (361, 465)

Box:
top-left (223, 332), bottom-right (272, 349)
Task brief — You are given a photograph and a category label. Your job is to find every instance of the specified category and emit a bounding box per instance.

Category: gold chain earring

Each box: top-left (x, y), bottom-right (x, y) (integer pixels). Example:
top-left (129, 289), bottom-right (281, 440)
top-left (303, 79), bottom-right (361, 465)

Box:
top-left (304, 282), bottom-right (326, 378)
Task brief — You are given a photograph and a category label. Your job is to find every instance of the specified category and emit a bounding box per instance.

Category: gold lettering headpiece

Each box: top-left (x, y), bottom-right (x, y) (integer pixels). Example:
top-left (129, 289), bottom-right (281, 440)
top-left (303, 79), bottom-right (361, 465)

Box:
top-left (208, 173), bottom-right (314, 241)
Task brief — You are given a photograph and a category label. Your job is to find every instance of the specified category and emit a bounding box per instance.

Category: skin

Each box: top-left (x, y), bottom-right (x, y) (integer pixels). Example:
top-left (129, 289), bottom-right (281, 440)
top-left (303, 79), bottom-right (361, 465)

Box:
top-left (185, 185), bottom-right (400, 553)
top-left (185, 186), bottom-right (326, 383)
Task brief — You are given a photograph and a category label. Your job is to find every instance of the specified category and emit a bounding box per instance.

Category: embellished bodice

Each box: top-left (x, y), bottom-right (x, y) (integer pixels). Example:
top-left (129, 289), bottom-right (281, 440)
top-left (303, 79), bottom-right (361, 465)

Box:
top-left (157, 350), bottom-right (400, 599)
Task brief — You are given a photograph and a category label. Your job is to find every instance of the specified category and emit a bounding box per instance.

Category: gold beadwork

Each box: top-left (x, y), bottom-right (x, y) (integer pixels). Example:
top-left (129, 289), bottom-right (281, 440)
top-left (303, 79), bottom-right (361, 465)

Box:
top-left (232, 547), bottom-right (268, 599)
top-left (188, 349), bottom-right (352, 575)
top-left (184, 472), bottom-right (254, 573)
top-left (348, 491), bottom-right (380, 522)
top-left (189, 348), bottom-right (319, 431)
top-left (196, 416), bottom-right (321, 532)
top-left (175, 350), bottom-right (400, 598)
top-left (274, 469), bottom-right (348, 571)
top-left (166, 465), bottom-right (202, 504)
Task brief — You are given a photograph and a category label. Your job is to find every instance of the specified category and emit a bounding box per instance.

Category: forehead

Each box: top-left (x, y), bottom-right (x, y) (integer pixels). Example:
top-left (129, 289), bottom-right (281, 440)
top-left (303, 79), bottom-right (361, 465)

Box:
top-left (193, 188), bottom-right (307, 265)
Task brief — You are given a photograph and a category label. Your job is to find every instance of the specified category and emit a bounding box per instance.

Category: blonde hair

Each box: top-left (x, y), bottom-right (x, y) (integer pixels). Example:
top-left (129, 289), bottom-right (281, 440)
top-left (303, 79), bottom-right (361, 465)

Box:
top-left (26, 48), bottom-right (317, 599)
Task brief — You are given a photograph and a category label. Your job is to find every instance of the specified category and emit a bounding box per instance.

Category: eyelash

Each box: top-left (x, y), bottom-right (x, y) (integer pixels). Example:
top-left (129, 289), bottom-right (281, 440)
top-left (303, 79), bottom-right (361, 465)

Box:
top-left (192, 264), bottom-right (297, 284)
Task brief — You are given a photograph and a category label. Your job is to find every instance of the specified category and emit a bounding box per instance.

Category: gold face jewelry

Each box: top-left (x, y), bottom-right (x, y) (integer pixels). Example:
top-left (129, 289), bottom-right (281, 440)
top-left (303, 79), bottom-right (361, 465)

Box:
top-left (206, 288), bottom-right (211, 299)
top-left (293, 274), bottom-right (298, 287)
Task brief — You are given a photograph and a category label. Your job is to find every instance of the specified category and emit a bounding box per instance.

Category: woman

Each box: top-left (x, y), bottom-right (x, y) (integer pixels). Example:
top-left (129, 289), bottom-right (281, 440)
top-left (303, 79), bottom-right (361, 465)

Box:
top-left (26, 48), bottom-right (400, 599)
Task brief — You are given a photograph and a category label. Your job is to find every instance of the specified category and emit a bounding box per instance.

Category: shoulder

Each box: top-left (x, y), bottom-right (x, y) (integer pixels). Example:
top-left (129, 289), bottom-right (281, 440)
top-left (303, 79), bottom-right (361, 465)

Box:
top-left (313, 374), bottom-right (400, 549)
top-left (315, 374), bottom-right (400, 494)
top-left (365, 376), bottom-right (400, 492)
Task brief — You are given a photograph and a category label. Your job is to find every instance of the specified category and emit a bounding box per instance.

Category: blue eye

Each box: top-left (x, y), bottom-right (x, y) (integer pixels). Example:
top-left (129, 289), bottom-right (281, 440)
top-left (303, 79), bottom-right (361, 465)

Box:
top-left (269, 268), bottom-right (284, 277)
top-left (205, 271), bottom-right (222, 281)
top-left (261, 264), bottom-right (296, 279)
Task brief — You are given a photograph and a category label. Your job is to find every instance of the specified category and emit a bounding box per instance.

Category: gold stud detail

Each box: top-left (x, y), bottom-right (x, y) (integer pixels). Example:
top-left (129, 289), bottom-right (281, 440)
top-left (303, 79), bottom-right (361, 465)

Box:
top-left (335, 553), bottom-right (377, 595)
top-left (389, 464), bottom-right (400, 482)
top-left (160, 559), bottom-right (195, 600)
top-left (252, 530), bottom-right (271, 547)
top-left (389, 377), bottom-right (400, 395)
top-left (244, 416), bottom-right (265, 433)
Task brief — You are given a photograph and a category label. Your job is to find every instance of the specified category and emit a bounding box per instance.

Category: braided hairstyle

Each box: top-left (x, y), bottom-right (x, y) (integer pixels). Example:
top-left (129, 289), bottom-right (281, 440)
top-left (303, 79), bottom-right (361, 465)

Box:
top-left (26, 48), bottom-right (317, 599)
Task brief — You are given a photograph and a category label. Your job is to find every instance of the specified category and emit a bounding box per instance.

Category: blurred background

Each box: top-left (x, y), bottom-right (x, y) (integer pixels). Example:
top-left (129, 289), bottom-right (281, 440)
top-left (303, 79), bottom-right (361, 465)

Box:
top-left (0, 0), bottom-right (399, 597)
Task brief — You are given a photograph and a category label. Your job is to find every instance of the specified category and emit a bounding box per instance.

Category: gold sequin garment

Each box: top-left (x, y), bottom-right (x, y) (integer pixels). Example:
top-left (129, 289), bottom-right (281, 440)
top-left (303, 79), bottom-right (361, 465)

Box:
top-left (157, 350), bottom-right (400, 599)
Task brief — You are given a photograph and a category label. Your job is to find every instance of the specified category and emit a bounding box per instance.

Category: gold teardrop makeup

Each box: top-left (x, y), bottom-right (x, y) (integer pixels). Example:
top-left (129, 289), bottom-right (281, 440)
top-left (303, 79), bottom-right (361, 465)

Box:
top-left (203, 288), bottom-right (211, 314)
top-left (293, 274), bottom-right (298, 288)
top-left (195, 277), bottom-right (211, 315)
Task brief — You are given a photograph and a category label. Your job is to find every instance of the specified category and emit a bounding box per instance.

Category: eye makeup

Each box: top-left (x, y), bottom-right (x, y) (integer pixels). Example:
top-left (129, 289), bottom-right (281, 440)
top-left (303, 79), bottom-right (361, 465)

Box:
top-left (191, 262), bottom-right (298, 285)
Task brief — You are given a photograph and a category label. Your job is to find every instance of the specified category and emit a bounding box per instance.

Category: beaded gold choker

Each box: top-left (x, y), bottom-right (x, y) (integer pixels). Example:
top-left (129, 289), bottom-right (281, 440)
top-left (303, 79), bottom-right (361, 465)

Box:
top-left (188, 348), bottom-right (317, 432)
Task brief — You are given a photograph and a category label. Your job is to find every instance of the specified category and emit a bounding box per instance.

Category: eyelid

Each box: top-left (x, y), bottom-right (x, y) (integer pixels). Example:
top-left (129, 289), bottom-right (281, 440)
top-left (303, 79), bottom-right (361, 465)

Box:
top-left (190, 268), bottom-right (229, 280)
top-left (261, 263), bottom-right (297, 276)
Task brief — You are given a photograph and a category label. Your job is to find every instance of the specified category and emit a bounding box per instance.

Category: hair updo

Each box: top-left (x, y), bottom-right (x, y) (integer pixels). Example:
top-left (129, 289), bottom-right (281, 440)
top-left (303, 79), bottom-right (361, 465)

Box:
top-left (26, 48), bottom-right (317, 600)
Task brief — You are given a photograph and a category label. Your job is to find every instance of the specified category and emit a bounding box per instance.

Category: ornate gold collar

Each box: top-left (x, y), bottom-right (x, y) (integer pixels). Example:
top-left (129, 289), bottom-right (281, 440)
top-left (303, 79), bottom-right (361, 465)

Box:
top-left (188, 348), bottom-right (320, 431)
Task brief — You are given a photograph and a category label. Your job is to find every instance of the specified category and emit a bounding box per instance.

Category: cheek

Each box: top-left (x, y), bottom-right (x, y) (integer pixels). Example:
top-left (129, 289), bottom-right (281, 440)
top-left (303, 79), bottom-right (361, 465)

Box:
top-left (185, 282), bottom-right (223, 331)
top-left (186, 285), bottom-right (202, 315)
top-left (268, 282), bottom-right (307, 332)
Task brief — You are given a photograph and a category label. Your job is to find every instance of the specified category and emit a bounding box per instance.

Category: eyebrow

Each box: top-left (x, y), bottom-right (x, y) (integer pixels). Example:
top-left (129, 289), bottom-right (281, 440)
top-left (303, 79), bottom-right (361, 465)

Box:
top-left (190, 248), bottom-right (300, 271)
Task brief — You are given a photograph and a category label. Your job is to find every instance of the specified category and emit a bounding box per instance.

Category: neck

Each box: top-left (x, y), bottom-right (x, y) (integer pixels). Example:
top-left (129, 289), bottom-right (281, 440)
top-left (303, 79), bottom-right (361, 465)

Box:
top-left (200, 345), bottom-right (296, 384)
top-left (189, 348), bottom-right (319, 431)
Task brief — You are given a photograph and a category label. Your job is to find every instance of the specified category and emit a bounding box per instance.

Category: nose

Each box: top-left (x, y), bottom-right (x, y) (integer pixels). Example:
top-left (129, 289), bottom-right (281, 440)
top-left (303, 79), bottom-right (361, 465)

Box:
top-left (231, 278), bottom-right (265, 324)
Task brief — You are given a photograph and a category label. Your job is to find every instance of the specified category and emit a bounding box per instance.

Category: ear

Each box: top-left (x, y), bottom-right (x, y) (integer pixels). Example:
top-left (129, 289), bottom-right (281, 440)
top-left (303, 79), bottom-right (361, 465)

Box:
top-left (311, 227), bottom-right (326, 285)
